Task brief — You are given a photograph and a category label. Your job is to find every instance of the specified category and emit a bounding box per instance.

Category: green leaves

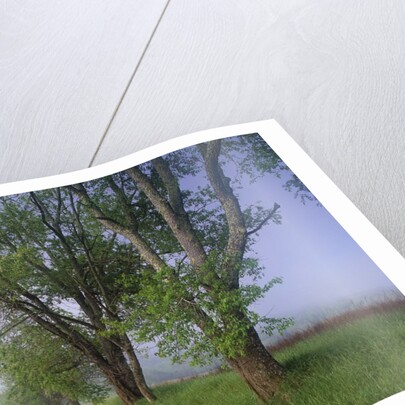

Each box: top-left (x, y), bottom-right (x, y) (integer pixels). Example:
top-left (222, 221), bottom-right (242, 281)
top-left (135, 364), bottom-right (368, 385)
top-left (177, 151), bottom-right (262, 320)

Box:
top-left (0, 134), bottom-right (304, 400)
top-left (0, 322), bottom-right (108, 404)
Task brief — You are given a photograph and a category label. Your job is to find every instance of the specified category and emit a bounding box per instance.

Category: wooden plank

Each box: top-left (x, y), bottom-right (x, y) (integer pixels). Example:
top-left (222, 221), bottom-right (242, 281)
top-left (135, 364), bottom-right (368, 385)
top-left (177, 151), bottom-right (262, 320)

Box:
top-left (0, 0), bottom-right (167, 182)
top-left (93, 0), bottom-right (405, 257)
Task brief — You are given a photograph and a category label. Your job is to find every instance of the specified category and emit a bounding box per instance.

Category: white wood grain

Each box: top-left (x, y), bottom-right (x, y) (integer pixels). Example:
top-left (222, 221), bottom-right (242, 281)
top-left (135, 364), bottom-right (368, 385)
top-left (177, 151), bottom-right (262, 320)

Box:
top-left (0, 0), bottom-right (167, 182)
top-left (93, 0), bottom-right (405, 257)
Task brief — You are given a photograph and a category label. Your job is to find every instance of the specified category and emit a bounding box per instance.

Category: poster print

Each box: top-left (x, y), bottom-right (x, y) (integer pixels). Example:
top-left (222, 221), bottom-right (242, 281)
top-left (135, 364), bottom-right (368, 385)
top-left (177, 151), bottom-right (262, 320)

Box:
top-left (0, 121), bottom-right (403, 405)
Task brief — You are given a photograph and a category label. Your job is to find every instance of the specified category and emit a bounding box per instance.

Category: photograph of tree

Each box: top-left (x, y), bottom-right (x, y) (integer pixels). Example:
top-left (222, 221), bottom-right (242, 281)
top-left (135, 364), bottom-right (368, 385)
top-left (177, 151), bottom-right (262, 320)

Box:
top-left (0, 134), bottom-right (403, 405)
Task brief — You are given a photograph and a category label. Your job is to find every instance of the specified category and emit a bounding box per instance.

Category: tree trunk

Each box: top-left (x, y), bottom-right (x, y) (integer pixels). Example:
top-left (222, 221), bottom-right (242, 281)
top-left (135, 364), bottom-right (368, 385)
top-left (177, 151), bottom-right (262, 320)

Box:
top-left (122, 334), bottom-right (157, 402)
top-left (17, 308), bottom-right (145, 405)
top-left (102, 364), bottom-right (143, 405)
top-left (226, 326), bottom-right (285, 402)
top-left (126, 349), bottom-right (156, 402)
top-left (99, 339), bottom-right (145, 405)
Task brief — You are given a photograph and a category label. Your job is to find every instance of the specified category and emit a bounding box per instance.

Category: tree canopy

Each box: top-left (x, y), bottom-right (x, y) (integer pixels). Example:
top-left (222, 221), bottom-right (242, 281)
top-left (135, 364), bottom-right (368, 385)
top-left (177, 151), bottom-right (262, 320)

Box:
top-left (0, 188), bottom-right (156, 404)
top-left (0, 134), bottom-right (311, 403)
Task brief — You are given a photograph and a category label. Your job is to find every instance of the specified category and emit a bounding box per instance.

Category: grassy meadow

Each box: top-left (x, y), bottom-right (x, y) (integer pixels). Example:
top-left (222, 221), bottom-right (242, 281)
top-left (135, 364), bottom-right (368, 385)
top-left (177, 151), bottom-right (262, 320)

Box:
top-left (103, 308), bottom-right (405, 405)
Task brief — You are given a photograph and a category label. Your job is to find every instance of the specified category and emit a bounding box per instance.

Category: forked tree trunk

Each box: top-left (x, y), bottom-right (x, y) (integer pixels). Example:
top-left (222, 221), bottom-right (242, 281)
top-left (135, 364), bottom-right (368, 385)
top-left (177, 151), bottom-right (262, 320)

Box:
top-left (102, 364), bottom-right (143, 405)
top-left (226, 326), bottom-right (285, 402)
top-left (99, 340), bottom-right (145, 405)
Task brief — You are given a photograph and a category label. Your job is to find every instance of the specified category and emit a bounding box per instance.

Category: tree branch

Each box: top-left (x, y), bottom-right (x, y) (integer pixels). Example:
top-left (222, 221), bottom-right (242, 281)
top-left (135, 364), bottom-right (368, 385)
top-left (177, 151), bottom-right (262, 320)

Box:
top-left (70, 184), bottom-right (166, 273)
top-left (246, 203), bottom-right (280, 236)
top-left (127, 166), bottom-right (208, 269)
top-left (199, 140), bottom-right (247, 289)
top-left (152, 157), bottom-right (186, 214)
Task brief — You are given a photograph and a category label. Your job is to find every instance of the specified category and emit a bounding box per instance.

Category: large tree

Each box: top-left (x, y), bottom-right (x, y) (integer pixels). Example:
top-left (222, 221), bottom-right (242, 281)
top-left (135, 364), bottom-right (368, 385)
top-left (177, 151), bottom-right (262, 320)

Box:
top-left (71, 134), bottom-right (300, 401)
top-left (0, 189), bottom-right (156, 404)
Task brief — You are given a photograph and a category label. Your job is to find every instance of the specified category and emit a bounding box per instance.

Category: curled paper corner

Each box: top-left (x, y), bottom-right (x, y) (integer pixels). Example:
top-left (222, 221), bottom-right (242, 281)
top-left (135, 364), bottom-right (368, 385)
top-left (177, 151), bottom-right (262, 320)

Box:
top-left (374, 391), bottom-right (405, 405)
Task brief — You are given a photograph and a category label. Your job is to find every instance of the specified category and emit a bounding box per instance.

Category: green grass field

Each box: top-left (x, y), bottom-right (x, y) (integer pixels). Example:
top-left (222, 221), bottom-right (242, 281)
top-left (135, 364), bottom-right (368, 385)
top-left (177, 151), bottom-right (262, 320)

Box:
top-left (103, 309), bottom-right (405, 405)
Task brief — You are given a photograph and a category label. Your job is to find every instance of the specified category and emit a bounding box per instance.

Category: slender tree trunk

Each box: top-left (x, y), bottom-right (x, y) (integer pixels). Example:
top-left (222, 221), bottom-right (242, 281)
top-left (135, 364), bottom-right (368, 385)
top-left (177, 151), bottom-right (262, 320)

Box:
top-left (127, 350), bottom-right (156, 402)
top-left (226, 326), bottom-right (285, 402)
top-left (122, 334), bottom-right (157, 402)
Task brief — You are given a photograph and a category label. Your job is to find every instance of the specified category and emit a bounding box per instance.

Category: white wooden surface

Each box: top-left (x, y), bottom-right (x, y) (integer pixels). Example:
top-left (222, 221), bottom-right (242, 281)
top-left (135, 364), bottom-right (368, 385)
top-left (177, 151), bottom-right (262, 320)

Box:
top-left (0, 0), bottom-right (167, 181)
top-left (2, 0), bottom-right (405, 257)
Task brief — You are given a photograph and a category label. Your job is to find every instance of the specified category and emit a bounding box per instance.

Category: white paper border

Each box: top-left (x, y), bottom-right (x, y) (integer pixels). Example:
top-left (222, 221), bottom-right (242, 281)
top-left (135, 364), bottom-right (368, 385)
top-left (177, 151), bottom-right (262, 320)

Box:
top-left (0, 119), bottom-right (404, 404)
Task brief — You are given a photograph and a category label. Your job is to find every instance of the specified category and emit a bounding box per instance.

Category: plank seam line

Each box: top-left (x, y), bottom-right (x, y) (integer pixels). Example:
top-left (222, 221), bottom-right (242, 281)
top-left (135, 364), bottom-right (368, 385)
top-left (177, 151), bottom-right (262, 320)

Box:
top-left (88, 0), bottom-right (172, 167)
